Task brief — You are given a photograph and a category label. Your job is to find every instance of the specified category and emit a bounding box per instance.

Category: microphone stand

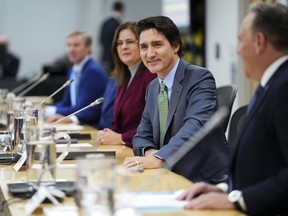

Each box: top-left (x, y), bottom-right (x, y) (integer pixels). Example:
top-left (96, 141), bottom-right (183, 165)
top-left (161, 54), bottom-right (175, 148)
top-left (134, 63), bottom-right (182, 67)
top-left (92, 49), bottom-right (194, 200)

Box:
top-left (48, 97), bottom-right (105, 126)
top-left (18, 73), bottom-right (50, 97)
top-left (10, 73), bottom-right (42, 94)
top-left (164, 107), bottom-right (228, 169)
top-left (36, 79), bottom-right (73, 108)
top-left (29, 97), bottom-right (105, 201)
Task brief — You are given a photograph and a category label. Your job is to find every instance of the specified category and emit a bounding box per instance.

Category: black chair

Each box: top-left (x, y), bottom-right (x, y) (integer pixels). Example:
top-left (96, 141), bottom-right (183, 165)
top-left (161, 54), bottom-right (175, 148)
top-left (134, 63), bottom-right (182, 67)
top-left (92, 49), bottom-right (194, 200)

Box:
top-left (216, 85), bottom-right (238, 133)
top-left (228, 105), bottom-right (248, 146)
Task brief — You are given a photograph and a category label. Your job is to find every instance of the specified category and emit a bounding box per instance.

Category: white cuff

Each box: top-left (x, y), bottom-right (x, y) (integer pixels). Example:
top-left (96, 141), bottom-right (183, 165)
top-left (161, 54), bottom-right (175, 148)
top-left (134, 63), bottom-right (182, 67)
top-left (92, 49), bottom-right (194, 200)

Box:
top-left (69, 115), bottom-right (79, 124)
top-left (216, 183), bottom-right (229, 193)
top-left (44, 106), bottom-right (56, 118)
top-left (239, 195), bottom-right (247, 211)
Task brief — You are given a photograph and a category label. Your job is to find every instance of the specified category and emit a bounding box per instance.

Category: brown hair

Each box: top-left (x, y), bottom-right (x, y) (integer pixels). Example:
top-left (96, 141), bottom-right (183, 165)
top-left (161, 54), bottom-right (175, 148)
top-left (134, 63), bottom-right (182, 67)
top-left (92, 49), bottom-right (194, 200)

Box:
top-left (111, 21), bottom-right (142, 86)
top-left (66, 30), bottom-right (92, 47)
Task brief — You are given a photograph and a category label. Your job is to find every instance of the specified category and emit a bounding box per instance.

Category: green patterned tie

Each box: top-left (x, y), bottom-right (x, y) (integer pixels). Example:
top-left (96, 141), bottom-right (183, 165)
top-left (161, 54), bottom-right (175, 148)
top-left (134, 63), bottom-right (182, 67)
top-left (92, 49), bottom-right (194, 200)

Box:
top-left (158, 81), bottom-right (168, 147)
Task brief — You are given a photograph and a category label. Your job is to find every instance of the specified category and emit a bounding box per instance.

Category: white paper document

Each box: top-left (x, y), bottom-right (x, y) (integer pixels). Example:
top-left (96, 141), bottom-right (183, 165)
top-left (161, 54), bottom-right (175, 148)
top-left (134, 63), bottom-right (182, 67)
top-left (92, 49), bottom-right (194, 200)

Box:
top-left (43, 190), bottom-right (188, 215)
top-left (56, 143), bottom-right (92, 148)
top-left (116, 190), bottom-right (189, 211)
top-left (43, 206), bottom-right (78, 216)
top-left (53, 124), bottom-right (84, 131)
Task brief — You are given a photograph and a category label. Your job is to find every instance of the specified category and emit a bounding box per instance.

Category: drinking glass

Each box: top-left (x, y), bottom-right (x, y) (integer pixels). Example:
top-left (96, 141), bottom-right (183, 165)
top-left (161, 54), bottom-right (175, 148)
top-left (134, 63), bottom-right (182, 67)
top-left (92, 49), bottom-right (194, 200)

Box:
top-left (0, 130), bottom-right (13, 153)
top-left (75, 157), bottom-right (116, 216)
top-left (12, 108), bottom-right (39, 153)
top-left (25, 126), bottom-right (71, 184)
top-left (0, 89), bottom-right (8, 125)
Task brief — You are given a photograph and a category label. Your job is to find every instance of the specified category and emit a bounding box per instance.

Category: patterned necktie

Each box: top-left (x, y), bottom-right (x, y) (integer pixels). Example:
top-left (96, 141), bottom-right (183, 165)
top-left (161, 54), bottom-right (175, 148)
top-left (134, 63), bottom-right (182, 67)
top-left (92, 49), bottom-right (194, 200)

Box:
top-left (247, 84), bottom-right (264, 113)
top-left (158, 81), bottom-right (168, 148)
top-left (70, 69), bottom-right (79, 106)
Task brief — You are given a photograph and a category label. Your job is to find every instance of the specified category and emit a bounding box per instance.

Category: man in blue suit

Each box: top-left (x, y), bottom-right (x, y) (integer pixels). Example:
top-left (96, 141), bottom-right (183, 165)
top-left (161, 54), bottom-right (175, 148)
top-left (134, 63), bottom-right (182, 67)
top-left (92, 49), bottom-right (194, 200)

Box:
top-left (123, 16), bottom-right (229, 182)
top-left (178, 3), bottom-right (288, 215)
top-left (46, 31), bottom-right (108, 127)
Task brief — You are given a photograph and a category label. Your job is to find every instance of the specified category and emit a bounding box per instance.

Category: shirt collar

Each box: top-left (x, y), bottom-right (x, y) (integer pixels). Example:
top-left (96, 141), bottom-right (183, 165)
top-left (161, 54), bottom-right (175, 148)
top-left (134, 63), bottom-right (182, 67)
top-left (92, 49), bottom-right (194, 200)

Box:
top-left (158, 59), bottom-right (180, 90)
top-left (73, 56), bottom-right (90, 72)
top-left (129, 61), bottom-right (141, 78)
top-left (261, 55), bottom-right (288, 87)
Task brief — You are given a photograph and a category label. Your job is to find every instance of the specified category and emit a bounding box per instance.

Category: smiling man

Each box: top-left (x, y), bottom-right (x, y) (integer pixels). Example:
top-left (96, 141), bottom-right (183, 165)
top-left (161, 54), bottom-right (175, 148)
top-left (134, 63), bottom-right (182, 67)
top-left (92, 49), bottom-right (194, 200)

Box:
top-left (45, 30), bottom-right (108, 127)
top-left (123, 16), bottom-right (229, 182)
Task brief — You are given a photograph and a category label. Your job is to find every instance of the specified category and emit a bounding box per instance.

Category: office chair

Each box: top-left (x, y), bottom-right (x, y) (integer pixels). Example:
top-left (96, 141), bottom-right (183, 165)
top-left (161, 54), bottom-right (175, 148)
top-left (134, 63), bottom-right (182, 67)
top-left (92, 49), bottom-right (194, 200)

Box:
top-left (228, 105), bottom-right (248, 146)
top-left (207, 85), bottom-right (237, 185)
top-left (216, 85), bottom-right (238, 133)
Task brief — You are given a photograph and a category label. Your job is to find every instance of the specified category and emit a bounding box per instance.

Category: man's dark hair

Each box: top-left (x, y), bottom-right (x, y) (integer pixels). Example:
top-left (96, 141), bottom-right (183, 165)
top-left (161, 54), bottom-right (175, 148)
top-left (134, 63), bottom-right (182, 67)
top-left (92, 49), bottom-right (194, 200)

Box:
top-left (137, 16), bottom-right (183, 57)
top-left (250, 3), bottom-right (288, 52)
top-left (113, 1), bottom-right (124, 12)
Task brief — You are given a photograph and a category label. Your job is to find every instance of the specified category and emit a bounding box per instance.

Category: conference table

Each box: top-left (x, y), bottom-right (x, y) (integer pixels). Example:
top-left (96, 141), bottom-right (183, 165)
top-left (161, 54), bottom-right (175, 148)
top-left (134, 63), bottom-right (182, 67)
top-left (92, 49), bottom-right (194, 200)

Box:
top-left (0, 124), bottom-right (245, 216)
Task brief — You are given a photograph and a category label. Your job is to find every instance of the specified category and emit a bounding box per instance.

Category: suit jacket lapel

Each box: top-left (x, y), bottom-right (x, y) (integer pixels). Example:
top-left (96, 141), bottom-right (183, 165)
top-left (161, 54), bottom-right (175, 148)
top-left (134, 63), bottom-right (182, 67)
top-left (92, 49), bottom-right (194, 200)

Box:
top-left (114, 84), bottom-right (127, 116)
top-left (165, 59), bottom-right (185, 131)
top-left (230, 87), bottom-right (267, 161)
top-left (230, 61), bottom-right (287, 162)
top-left (116, 66), bottom-right (145, 114)
top-left (154, 82), bottom-right (161, 148)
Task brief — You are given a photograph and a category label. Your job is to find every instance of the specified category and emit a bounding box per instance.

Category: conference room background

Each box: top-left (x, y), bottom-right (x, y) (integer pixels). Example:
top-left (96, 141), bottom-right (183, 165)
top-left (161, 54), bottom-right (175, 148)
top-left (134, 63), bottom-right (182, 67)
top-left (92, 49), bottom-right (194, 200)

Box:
top-left (1, 0), bottom-right (286, 111)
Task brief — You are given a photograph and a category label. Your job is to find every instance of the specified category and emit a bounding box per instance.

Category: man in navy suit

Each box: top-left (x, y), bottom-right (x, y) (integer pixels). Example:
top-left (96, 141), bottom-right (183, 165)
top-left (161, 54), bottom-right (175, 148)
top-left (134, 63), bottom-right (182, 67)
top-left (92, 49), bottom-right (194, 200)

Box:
top-left (99, 1), bottom-right (124, 73)
top-left (178, 3), bottom-right (288, 215)
top-left (46, 31), bottom-right (108, 127)
top-left (123, 16), bottom-right (229, 182)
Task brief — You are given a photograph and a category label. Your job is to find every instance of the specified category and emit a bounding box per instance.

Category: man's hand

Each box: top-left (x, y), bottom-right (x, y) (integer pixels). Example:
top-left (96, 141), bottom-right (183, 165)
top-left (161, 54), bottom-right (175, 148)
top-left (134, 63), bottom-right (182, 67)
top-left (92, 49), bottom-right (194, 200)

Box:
top-left (123, 155), bottom-right (164, 169)
top-left (47, 114), bottom-right (72, 123)
top-left (178, 182), bottom-right (222, 200)
top-left (144, 148), bottom-right (158, 156)
top-left (183, 192), bottom-right (234, 210)
top-left (177, 182), bottom-right (234, 210)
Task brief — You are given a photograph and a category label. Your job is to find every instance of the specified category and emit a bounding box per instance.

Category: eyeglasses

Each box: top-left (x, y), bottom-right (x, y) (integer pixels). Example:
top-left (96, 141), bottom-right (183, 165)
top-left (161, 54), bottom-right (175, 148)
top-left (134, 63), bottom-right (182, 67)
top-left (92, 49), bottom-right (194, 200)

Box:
top-left (116, 39), bottom-right (138, 48)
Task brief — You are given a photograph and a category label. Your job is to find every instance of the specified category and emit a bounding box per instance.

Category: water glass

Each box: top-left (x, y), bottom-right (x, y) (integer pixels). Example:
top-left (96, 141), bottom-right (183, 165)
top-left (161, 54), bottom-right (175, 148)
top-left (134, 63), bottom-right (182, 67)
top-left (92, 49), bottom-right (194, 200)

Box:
top-left (13, 110), bottom-right (25, 153)
top-left (25, 126), bottom-right (71, 184)
top-left (12, 109), bottom-right (39, 153)
top-left (0, 131), bottom-right (13, 153)
top-left (75, 157), bottom-right (116, 216)
top-left (13, 97), bottom-right (26, 110)
top-left (26, 140), bottom-right (57, 183)
top-left (0, 89), bottom-right (8, 125)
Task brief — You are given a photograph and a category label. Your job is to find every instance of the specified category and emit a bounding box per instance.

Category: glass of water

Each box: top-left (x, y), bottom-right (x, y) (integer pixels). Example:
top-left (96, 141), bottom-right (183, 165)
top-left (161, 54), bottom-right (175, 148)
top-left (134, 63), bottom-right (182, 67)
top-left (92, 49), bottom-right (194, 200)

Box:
top-left (0, 131), bottom-right (13, 153)
top-left (75, 157), bottom-right (116, 216)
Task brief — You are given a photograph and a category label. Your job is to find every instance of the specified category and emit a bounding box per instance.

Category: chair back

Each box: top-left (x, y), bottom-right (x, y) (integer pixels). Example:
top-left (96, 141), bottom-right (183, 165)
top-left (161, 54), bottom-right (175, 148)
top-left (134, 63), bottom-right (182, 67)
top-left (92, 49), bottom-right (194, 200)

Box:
top-left (228, 105), bottom-right (248, 146)
top-left (216, 85), bottom-right (238, 132)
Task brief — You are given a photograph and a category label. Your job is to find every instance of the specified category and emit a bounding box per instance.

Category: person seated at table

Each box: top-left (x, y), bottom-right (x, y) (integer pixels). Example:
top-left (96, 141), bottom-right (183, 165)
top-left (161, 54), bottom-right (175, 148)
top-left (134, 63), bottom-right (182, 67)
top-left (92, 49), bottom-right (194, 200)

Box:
top-left (178, 3), bottom-right (288, 215)
top-left (122, 16), bottom-right (228, 183)
top-left (45, 30), bottom-right (108, 127)
top-left (97, 21), bottom-right (156, 147)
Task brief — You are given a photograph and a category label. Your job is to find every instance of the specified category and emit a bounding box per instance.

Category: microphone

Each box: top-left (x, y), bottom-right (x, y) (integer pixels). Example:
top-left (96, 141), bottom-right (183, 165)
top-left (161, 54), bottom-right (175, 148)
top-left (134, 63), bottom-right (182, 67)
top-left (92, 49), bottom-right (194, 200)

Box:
top-left (48, 97), bottom-right (105, 126)
top-left (36, 79), bottom-right (73, 108)
top-left (17, 73), bottom-right (50, 97)
top-left (10, 73), bottom-right (42, 94)
top-left (163, 107), bottom-right (228, 169)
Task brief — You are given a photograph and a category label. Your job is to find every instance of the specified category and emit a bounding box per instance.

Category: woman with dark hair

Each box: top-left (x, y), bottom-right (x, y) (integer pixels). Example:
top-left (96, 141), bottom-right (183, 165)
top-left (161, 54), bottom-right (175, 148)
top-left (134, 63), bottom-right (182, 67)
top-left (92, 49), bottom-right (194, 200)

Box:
top-left (97, 21), bottom-right (156, 147)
